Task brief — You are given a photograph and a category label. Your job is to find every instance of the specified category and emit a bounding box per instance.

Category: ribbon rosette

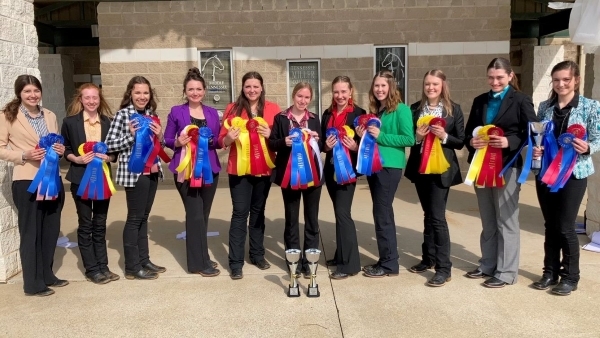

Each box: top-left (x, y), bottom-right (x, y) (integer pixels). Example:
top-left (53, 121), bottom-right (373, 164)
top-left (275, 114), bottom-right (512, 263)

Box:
top-left (175, 125), bottom-right (213, 187)
top-left (76, 142), bottom-right (117, 200)
top-left (27, 133), bottom-right (64, 200)
top-left (128, 114), bottom-right (171, 174)
top-left (416, 115), bottom-right (450, 174)
top-left (281, 128), bottom-right (314, 189)
top-left (326, 126), bottom-right (356, 185)
top-left (354, 115), bottom-right (384, 176)
top-left (224, 116), bottom-right (275, 176)
top-left (464, 125), bottom-right (505, 187)
top-left (143, 115), bottom-right (171, 173)
top-left (541, 124), bottom-right (587, 192)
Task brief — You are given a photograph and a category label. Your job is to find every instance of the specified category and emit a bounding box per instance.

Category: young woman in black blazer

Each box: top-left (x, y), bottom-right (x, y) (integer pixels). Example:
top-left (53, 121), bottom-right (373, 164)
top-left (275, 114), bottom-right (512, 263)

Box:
top-left (61, 83), bottom-right (119, 284)
top-left (321, 76), bottom-right (365, 280)
top-left (405, 69), bottom-right (465, 287)
top-left (463, 58), bottom-right (537, 288)
top-left (269, 82), bottom-right (322, 277)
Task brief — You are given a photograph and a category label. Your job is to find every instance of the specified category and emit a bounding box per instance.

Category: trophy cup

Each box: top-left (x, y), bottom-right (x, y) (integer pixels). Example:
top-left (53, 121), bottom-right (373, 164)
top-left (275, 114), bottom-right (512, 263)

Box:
top-left (305, 248), bottom-right (321, 298)
top-left (285, 249), bottom-right (302, 297)
top-left (530, 122), bottom-right (545, 175)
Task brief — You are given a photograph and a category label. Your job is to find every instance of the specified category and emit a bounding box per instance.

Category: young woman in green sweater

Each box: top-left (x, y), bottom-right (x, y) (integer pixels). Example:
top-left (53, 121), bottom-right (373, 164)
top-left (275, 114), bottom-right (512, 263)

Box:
top-left (357, 70), bottom-right (415, 277)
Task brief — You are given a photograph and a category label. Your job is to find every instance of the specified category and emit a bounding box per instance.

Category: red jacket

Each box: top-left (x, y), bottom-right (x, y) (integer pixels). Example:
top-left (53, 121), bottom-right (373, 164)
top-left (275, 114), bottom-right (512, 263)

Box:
top-left (218, 101), bottom-right (281, 175)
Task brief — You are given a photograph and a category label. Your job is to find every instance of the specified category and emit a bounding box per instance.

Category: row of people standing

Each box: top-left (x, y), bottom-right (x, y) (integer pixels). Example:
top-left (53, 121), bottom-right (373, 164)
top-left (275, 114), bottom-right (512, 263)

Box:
top-left (0, 57), bottom-right (597, 297)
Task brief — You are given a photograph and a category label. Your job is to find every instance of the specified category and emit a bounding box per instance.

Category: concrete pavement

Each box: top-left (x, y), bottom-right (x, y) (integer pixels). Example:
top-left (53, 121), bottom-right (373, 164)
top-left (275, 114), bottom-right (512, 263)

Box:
top-left (0, 173), bottom-right (598, 337)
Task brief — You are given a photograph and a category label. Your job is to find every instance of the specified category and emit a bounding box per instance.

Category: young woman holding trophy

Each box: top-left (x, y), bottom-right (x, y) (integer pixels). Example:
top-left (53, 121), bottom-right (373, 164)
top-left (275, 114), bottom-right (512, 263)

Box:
top-left (269, 82), bottom-right (322, 278)
top-left (164, 68), bottom-right (222, 277)
top-left (218, 71), bottom-right (281, 280)
top-left (321, 76), bottom-right (365, 280)
top-left (463, 57), bottom-right (537, 288)
top-left (531, 60), bottom-right (600, 296)
top-left (360, 71), bottom-right (414, 278)
top-left (404, 69), bottom-right (465, 287)
top-left (61, 83), bottom-right (119, 285)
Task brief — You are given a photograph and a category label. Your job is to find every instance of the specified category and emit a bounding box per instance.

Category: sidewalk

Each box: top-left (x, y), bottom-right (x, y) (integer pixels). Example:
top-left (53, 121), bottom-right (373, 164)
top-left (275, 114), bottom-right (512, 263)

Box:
top-left (0, 176), bottom-right (598, 337)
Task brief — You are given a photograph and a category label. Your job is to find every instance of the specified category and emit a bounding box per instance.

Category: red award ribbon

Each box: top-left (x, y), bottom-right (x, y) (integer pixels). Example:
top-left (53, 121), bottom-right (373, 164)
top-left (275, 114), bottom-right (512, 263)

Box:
top-left (247, 119), bottom-right (268, 176)
top-left (476, 127), bottom-right (504, 187)
top-left (143, 116), bottom-right (171, 174)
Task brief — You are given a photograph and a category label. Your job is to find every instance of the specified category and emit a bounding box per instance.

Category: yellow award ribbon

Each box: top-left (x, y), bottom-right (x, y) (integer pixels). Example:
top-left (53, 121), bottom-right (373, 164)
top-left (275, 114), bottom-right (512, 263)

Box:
top-left (231, 117), bottom-right (250, 175)
top-left (175, 125), bottom-right (197, 174)
top-left (464, 125), bottom-right (493, 186)
top-left (254, 117), bottom-right (275, 169)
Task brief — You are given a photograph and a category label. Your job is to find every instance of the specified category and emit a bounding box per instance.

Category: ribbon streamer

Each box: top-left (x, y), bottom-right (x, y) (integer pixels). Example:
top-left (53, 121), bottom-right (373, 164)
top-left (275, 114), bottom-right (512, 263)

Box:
top-left (416, 116), bottom-right (450, 174)
top-left (128, 113), bottom-right (153, 174)
top-left (355, 116), bottom-right (384, 176)
top-left (225, 116), bottom-right (275, 176)
top-left (326, 127), bottom-right (356, 185)
top-left (282, 129), bottom-right (319, 189)
top-left (76, 142), bottom-right (116, 200)
top-left (464, 125), bottom-right (505, 187)
top-left (175, 125), bottom-right (212, 187)
top-left (28, 133), bottom-right (64, 200)
top-left (542, 124), bottom-right (587, 192)
top-left (143, 115), bottom-right (171, 174)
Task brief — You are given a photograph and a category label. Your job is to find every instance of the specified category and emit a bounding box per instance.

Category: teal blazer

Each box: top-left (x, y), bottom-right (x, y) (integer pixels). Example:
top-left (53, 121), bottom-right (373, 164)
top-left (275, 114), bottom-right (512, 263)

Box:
top-left (538, 95), bottom-right (600, 179)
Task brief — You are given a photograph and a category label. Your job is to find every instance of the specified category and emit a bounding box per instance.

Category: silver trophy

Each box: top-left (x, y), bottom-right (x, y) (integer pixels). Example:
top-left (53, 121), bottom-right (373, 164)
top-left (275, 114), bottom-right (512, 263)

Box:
top-left (285, 249), bottom-right (302, 297)
top-left (530, 122), bottom-right (545, 175)
top-left (305, 248), bottom-right (321, 297)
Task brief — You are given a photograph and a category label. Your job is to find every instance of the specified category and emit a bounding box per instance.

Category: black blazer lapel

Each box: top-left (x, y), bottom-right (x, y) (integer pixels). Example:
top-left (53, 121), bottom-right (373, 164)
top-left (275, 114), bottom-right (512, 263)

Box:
top-left (492, 88), bottom-right (514, 125)
top-left (100, 115), bottom-right (110, 142)
top-left (481, 101), bottom-right (489, 126)
top-left (75, 114), bottom-right (86, 155)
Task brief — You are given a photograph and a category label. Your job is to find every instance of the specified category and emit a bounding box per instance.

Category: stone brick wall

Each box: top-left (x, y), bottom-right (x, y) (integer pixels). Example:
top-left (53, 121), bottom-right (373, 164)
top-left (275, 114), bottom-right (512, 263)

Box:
top-left (586, 53), bottom-right (600, 236)
top-left (532, 45), bottom-right (564, 109)
top-left (0, 0), bottom-right (40, 282)
top-left (39, 54), bottom-right (74, 128)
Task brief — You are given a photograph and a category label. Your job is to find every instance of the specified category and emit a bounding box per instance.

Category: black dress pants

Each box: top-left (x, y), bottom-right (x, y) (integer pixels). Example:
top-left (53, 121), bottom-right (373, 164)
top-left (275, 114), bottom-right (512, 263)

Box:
top-left (123, 173), bottom-right (158, 273)
top-left (324, 167), bottom-right (361, 274)
top-left (413, 176), bottom-right (452, 277)
top-left (12, 180), bottom-right (64, 294)
top-left (228, 174), bottom-right (271, 270)
top-left (70, 183), bottom-right (111, 277)
top-left (281, 185), bottom-right (322, 268)
top-left (174, 174), bottom-right (219, 272)
top-left (366, 168), bottom-right (402, 273)
top-left (535, 176), bottom-right (587, 284)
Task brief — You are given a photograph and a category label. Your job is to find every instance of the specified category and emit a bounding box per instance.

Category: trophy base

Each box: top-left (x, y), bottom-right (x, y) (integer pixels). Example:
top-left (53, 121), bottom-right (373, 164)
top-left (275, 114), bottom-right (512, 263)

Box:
top-left (288, 285), bottom-right (300, 297)
top-left (307, 285), bottom-right (320, 298)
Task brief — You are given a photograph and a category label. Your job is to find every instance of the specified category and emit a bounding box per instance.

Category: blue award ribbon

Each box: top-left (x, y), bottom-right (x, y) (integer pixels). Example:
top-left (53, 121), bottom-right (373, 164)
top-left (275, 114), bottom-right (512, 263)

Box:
top-left (356, 119), bottom-right (382, 176)
top-left (539, 122), bottom-right (558, 179)
top-left (326, 128), bottom-right (355, 184)
top-left (128, 114), bottom-right (152, 174)
top-left (515, 122), bottom-right (534, 183)
top-left (289, 128), bottom-right (312, 189)
top-left (194, 127), bottom-right (213, 185)
top-left (28, 134), bottom-right (62, 198)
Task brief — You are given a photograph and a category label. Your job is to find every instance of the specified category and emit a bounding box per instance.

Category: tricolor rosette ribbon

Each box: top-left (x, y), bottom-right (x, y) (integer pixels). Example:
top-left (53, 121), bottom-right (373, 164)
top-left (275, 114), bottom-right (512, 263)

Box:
top-left (354, 114), bottom-right (384, 176)
top-left (27, 133), bottom-right (64, 200)
top-left (175, 125), bottom-right (213, 187)
top-left (281, 128), bottom-right (320, 190)
top-left (326, 126), bottom-right (356, 185)
top-left (224, 116), bottom-right (275, 176)
top-left (76, 141), bottom-right (116, 200)
top-left (464, 125), bottom-right (505, 187)
top-left (416, 115), bottom-right (450, 174)
top-left (541, 124), bottom-right (586, 192)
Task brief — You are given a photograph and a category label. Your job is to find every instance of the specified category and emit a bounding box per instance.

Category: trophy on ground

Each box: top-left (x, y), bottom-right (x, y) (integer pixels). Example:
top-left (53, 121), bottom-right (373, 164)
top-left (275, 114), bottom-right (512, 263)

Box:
top-left (530, 122), bottom-right (545, 175)
top-left (285, 249), bottom-right (302, 297)
top-left (305, 248), bottom-right (321, 298)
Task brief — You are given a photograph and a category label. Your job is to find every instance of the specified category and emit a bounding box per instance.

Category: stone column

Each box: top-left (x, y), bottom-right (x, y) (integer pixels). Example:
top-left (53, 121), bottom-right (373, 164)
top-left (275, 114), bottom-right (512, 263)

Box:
top-left (38, 54), bottom-right (74, 127)
top-left (531, 45), bottom-right (565, 109)
top-left (0, 0), bottom-right (40, 282)
top-left (585, 53), bottom-right (600, 236)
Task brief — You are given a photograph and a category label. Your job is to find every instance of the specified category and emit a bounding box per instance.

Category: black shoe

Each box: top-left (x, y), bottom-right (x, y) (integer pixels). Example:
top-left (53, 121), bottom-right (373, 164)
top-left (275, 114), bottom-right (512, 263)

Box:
top-left (532, 276), bottom-right (559, 290)
top-left (251, 259), bottom-right (271, 270)
top-left (483, 277), bottom-right (507, 288)
top-left (142, 262), bottom-right (166, 273)
top-left (427, 274), bottom-right (451, 287)
top-left (103, 270), bottom-right (120, 282)
top-left (466, 269), bottom-right (486, 279)
top-left (362, 264), bottom-right (379, 272)
top-left (25, 287), bottom-right (55, 297)
top-left (195, 267), bottom-right (221, 277)
top-left (209, 260), bottom-right (218, 269)
top-left (230, 268), bottom-right (243, 280)
top-left (330, 271), bottom-right (356, 280)
top-left (86, 272), bottom-right (110, 285)
top-left (47, 279), bottom-right (69, 287)
top-left (326, 259), bottom-right (337, 267)
top-left (551, 280), bottom-right (577, 296)
top-left (125, 268), bottom-right (158, 280)
top-left (409, 263), bottom-right (434, 274)
top-left (363, 266), bottom-right (399, 278)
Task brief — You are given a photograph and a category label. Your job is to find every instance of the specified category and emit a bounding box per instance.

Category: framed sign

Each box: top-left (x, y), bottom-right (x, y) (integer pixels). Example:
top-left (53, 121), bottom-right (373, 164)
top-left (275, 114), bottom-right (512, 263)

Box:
top-left (287, 60), bottom-right (322, 117)
top-left (374, 45), bottom-right (407, 103)
top-left (198, 49), bottom-right (234, 119)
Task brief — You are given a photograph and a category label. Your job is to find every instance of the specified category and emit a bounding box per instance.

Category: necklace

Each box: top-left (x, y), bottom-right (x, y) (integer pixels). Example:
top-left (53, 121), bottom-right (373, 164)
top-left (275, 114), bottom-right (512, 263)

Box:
top-left (555, 107), bottom-right (573, 134)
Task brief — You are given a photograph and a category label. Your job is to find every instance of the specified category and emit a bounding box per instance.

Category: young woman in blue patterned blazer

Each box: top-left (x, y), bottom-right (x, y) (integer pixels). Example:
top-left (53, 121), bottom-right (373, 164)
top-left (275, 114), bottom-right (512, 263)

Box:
top-left (532, 61), bottom-right (600, 296)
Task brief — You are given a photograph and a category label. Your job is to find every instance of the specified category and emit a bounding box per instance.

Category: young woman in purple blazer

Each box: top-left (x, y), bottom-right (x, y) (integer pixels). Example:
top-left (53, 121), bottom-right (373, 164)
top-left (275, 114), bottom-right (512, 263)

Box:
top-left (164, 67), bottom-right (222, 277)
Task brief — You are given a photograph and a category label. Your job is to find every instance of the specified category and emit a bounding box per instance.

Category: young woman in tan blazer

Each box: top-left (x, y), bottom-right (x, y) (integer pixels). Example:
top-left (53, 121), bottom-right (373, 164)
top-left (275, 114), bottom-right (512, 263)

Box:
top-left (0, 75), bottom-right (67, 297)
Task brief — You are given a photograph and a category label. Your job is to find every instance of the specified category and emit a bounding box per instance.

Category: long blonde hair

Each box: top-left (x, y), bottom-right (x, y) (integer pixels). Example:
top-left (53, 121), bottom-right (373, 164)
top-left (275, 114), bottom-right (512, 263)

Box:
top-left (327, 76), bottom-right (355, 111)
top-left (67, 83), bottom-right (113, 117)
top-left (418, 69), bottom-right (453, 116)
top-left (369, 71), bottom-right (402, 114)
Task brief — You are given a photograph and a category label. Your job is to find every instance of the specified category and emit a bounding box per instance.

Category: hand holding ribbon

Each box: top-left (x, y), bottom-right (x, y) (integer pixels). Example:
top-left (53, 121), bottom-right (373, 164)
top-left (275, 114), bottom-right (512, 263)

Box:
top-left (28, 133), bottom-right (64, 200)
top-left (76, 142), bottom-right (116, 200)
top-left (542, 124), bottom-right (587, 192)
top-left (326, 127), bottom-right (356, 184)
top-left (128, 113), bottom-right (152, 174)
top-left (416, 116), bottom-right (449, 174)
top-left (281, 128), bottom-right (316, 190)
top-left (354, 115), bottom-right (384, 176)
top-left (142, 115), bottom-right (171, 174)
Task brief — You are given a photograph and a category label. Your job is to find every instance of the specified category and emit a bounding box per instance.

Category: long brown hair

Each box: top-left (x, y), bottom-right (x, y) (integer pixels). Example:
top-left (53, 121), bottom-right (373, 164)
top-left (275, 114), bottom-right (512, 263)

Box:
top-left (369, 71), bottom-right (402, 114)
top-left (182, 67), bottom-right (206, 102)
top-left (67, 83), bottom-right (113, 118)
top-left (487, 57), bottom-right (520, 91)
top-left (418, 69), bottom-right (453, 116)
top-left (119, 76), bottom-right (158, 111)
top-left (548, 60), bottom-right (580, 101)
top-left (292, 82), bottom-right (313, 101)
top-left (230, 71), bottom-right (265, 118)
top-left (1, 75), bottom-right (42, 123)
top-left (327, 76), bottom-right (356, 111)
